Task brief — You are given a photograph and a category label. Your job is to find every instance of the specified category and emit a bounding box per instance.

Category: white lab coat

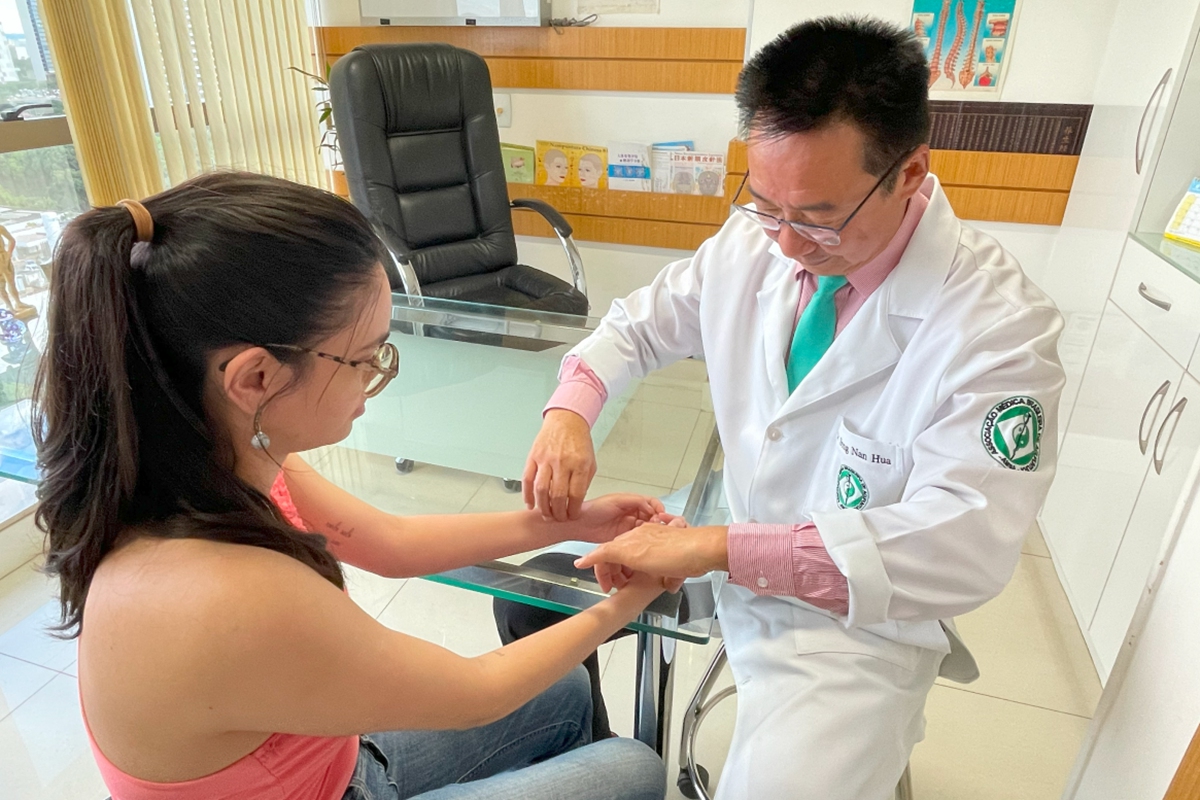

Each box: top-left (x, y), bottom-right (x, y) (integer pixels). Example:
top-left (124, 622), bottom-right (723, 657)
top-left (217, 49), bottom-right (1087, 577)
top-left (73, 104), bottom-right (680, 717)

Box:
top-left (570, 176), bottom-right (1065, 798)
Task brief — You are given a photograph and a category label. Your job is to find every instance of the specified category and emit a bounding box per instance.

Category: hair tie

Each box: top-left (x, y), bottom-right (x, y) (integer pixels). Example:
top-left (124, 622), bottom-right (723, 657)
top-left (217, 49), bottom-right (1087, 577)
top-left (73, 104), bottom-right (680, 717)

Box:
top-left (117, 199), bottom-right (154, 243)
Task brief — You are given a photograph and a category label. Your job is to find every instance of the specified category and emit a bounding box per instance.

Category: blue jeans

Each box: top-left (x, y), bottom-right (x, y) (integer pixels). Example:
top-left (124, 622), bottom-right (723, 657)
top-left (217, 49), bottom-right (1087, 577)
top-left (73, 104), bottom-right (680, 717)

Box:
top-left (341, 666), bottom-right (665, 800)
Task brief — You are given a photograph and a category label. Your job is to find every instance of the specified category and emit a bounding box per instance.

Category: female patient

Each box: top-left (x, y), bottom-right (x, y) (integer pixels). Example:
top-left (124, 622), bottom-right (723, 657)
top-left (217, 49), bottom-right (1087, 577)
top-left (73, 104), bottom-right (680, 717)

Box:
top-left (34, 172), bottom-right (669, 800)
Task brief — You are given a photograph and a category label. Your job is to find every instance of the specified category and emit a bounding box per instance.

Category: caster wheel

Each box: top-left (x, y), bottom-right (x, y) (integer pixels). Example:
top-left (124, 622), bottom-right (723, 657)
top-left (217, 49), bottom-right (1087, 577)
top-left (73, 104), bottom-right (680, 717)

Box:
top-left (676, 765), bottom-right (710, 799)
top-left (395, 458), bottom-right (414, 474)
top-left (502, 479), bottom-right (522, 493)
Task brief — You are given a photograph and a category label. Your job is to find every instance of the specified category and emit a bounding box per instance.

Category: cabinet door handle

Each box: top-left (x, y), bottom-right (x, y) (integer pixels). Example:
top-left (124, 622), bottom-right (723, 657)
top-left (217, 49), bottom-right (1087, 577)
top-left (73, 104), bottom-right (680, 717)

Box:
top-left (1140, 379), bottom-right (1172, 455)
top-left (1136, 68), bottom-right (1172, 175)
top-left (1138, 282), bottom-right (1173, 311)
top-left (1153, 396), bottom-right (1187, 475)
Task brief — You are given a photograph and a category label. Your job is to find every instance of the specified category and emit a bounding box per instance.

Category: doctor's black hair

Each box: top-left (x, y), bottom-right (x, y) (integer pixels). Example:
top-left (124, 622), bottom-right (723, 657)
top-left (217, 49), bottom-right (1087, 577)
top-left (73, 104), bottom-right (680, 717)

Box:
top-left (735, 16), bottom-right (931, 190)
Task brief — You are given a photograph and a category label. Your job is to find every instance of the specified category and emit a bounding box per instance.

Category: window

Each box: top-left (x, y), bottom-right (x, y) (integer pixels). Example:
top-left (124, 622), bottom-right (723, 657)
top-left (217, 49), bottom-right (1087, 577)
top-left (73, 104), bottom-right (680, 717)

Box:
top-left (0, 0), bottom-right (80, 528)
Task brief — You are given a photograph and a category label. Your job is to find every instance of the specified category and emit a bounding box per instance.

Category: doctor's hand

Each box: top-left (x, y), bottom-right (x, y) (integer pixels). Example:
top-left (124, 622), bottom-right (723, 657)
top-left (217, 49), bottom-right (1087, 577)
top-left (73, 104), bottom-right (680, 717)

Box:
top-left (575, 520), bottom-right (728, 593)
top-left (564, 493), bottom-right (666, 544)
top-left (524, 409), bottom-right (597, 522)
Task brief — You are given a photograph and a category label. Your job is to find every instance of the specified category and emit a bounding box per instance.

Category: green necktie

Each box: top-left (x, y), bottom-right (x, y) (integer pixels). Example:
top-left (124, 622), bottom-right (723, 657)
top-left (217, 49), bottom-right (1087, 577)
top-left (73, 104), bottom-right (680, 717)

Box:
top-left (786, 275), bottom-right (848, 393)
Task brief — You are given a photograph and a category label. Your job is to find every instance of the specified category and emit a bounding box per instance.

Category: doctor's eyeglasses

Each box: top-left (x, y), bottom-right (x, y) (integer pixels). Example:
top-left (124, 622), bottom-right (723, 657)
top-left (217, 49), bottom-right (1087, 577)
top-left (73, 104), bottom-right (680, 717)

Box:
top-left (731, 150), bottom-right (913, 247)
top-left (219, 341), bottom-right (399, 397)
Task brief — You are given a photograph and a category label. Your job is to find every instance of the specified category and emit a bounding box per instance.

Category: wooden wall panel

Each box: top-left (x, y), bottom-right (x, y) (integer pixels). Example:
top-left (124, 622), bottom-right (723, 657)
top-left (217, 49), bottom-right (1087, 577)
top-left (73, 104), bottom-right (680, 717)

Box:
top-left (725, 139), bottom-right (1074, 225)
top-left (513, 207), bottom-right (719, 251)
top-left (940, 185), bottom-right (1070, 225)
top-left (1165, 723), bottom-right (1200, 800)
top-left (929, 150), bottom-right (1079, 191)
top-left (317, 26), bottom-right (744, 94)
top-left (509, 182), bottom-right (726, 249)
top-left (318, 25), bottom-right (745, 61)
top-left (482, 58), bottom-right (739, 94)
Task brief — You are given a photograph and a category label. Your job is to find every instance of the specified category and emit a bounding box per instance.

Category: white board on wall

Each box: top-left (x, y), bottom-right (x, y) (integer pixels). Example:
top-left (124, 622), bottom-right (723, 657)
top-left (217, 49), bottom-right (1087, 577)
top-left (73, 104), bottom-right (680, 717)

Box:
top-left (359, 0), bottom-right (545, 23)
top-left (550, 0), bottom-right (749, 27)
top-left (338, 0), bottom-right (752, 26)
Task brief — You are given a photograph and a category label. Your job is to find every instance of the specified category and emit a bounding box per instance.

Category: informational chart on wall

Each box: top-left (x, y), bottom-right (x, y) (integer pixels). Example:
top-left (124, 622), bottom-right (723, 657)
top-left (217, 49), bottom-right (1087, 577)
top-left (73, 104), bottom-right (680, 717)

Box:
top-left (911, 0), bottom-right (1019, 95)
top-left (578, 0), bottom-right (659, 13)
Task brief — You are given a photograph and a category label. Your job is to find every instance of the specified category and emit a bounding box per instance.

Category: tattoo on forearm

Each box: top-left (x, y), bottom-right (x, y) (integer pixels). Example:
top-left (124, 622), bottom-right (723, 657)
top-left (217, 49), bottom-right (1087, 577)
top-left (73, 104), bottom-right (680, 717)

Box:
top-left (325, 521), bottom-right (355, 539)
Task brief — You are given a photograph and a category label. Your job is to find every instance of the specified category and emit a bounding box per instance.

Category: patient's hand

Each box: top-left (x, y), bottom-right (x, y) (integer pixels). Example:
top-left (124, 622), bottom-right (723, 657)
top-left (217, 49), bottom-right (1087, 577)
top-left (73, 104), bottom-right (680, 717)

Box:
top-left (567, 493), bottom-right (666, 545)
top-left (575, 518), bottom-right (726, 592)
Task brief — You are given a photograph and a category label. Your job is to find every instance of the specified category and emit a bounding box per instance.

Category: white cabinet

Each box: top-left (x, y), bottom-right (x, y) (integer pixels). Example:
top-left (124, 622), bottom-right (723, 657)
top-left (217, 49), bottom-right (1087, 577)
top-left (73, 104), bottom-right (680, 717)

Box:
top-left (1038, 0), bottom-right (1200, 435)
top-left (1039, 0), bottom-right (1200, 683)
top-left (1043, 234), bottom-right (1200, 681)
top-left (1109, 235), bottom-right (1200, 365)
top-left (1041, 299), bottom-right (1184, 645)
top-left (1090, 372), bottom-right (1200, 676)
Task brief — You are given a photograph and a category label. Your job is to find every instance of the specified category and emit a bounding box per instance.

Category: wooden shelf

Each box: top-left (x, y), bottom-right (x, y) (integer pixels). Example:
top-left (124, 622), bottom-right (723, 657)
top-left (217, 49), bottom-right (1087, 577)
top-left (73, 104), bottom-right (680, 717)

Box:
top-left (317, 26), bottom-right (745, 94)
top-left (509, 183), bottom-right (726, 250)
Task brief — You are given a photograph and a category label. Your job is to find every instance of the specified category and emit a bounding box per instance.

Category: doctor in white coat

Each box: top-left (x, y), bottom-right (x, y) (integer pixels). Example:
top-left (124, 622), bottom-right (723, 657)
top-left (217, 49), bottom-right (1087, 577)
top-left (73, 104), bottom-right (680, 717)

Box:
top-left (519, 17), bottom-right (1065, 800)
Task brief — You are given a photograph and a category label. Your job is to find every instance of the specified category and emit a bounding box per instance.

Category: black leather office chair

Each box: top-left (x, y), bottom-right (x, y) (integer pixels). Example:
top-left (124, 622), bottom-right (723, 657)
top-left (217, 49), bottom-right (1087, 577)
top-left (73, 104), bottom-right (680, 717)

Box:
top-left (329, 43), bottom-right (588, 315)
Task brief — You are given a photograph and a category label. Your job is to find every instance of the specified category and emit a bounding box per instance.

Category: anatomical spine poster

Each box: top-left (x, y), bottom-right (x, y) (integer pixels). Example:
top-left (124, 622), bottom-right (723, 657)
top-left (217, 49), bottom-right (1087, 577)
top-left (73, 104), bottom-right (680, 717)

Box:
top-left (911, 0), bottom-right (1019, 94)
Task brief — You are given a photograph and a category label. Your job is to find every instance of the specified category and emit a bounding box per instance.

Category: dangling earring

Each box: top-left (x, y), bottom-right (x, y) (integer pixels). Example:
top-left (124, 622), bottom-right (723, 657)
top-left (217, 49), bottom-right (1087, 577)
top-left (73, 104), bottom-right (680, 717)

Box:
top-left (251, 409), bottom-right (271, 450)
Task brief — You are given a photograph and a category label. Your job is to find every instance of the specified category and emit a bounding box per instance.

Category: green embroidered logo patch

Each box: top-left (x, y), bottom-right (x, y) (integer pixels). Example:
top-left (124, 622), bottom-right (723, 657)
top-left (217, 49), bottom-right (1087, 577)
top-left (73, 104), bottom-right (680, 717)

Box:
top-left (836, 466), bottom-right (869, 510)
top-left (982, 396), bottom-right (1044, 471)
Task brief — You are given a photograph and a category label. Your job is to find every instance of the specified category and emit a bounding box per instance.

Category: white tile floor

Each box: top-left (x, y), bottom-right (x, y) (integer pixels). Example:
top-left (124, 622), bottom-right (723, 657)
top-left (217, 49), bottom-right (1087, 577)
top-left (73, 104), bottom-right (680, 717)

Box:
top-left (0, 360), bottom-right (1101, 800)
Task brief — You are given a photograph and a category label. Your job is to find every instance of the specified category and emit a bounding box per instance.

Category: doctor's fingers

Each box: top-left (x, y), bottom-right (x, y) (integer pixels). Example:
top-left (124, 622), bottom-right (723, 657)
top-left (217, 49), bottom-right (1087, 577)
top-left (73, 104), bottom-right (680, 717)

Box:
top-left (593, 562), bottom-right (632, 592)
top-left (522, 455), bottom-right (539, 510)
top-left (565, 465), bottom-right (594, 520)
top-left (531, 464), bottom-right (559, 521)
top-left (548, 464), bottom-right (575, 522)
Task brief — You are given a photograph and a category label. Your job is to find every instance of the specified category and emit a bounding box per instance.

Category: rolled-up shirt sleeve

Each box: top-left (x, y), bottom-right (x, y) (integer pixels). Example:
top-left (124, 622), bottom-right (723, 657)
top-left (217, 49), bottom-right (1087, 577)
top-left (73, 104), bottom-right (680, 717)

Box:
top-left (727, 523), bottom-right (850, 615)
top-left (543, 355), bottom-right (608, 428)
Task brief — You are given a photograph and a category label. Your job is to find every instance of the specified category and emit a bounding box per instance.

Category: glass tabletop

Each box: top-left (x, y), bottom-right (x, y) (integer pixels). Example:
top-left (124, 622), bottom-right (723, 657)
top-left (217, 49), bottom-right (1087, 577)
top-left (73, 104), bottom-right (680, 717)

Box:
top-left (324, 294), bottom-right (725, 643)
top-left (339, 293), bottom-right (637, 481)
top-left (427, 431), bottom-right (729, 644)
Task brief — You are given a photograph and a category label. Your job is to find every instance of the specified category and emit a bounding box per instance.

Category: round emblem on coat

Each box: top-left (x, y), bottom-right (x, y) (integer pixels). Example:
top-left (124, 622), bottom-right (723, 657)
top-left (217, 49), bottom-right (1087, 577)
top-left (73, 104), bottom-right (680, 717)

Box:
top-left (836, 466), bottom-right (869, 510)
top-left (982, 396), bottom-right (1044, 471)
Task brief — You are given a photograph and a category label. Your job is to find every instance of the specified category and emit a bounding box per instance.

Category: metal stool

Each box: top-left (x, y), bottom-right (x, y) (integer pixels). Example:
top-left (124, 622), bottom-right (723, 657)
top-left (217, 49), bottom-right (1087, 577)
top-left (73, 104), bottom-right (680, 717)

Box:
top-left (676, 643), bottom-right (914, 800)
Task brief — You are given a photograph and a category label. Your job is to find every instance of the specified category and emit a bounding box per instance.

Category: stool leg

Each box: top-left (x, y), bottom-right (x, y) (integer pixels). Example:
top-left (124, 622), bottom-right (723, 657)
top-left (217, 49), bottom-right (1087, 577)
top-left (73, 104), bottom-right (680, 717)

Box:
top-left (895, 762), bottom-right (914, 800)
top-left (677, 644), bottom-right (729, 800)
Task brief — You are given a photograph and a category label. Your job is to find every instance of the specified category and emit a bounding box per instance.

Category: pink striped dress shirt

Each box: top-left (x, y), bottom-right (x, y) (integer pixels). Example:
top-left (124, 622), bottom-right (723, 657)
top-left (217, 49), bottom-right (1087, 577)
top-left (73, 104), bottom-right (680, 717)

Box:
top-left (545, 193), bottom-right (929, 615)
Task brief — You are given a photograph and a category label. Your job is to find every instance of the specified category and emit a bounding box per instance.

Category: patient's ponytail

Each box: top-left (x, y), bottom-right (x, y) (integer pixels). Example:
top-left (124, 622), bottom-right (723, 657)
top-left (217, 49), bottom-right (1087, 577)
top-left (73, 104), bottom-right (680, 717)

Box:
top-left (35, 204), bottom-right (143, 631)
top-left (34, 172), bottom-right (388, 635)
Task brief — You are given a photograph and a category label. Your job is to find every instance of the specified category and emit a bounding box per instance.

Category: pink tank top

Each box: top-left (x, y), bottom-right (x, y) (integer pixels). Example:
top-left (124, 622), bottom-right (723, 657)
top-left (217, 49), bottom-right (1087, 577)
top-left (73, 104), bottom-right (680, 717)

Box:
top-left (84, 473), bottom-right (359, 800)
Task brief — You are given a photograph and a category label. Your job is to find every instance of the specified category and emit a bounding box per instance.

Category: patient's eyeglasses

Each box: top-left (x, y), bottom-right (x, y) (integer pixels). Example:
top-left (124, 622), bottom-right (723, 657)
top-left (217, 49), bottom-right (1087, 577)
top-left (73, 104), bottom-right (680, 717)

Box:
top-left (731, 149), bottom-right (913, 247)
top-left (220, 341), bottom-right (399, 398)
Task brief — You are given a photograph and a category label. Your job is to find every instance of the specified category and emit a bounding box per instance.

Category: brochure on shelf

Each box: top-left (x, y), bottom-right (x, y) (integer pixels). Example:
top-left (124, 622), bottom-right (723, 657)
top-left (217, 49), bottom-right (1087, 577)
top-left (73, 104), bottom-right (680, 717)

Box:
top-left (500, 143), bottom-right (536, 184)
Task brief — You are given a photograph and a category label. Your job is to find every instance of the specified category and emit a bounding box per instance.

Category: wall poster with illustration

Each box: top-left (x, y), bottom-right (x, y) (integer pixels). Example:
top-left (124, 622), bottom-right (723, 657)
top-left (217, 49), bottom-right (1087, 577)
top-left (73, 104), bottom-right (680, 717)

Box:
top-left (911, 0), bottom-right (1019, 95)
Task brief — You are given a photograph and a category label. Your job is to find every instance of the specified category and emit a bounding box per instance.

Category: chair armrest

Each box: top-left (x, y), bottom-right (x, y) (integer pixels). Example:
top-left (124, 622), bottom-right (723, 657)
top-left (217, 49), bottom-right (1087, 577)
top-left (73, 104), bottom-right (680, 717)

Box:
top-left (510, 198), bottom-right (573, 238)
top-left (510, 199), bottom-right (586, 300)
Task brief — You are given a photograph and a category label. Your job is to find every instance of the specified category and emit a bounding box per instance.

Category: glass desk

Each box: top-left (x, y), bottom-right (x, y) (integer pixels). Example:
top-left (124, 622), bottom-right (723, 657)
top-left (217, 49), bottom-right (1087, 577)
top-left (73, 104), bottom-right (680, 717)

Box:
top-left (342, 294), bottom-right (638, 483)
top-left (1, 292), bottom-right (729, 755)
top-left (348, 295), bottom-right (729, 755)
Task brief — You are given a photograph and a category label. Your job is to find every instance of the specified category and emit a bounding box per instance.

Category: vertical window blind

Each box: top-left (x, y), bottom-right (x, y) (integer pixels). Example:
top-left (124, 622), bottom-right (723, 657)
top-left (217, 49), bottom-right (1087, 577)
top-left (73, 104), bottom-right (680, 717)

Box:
top-left (127, 0), bottom-right (324, 187)
top-left (41, 0), bottom-right (164, 205)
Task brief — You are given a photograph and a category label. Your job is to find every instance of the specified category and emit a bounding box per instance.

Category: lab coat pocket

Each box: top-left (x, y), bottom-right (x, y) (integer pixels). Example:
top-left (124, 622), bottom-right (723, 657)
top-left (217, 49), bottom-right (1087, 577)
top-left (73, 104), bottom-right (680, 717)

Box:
top-left (791, 605), bottom-right (924, 672)
top-left (831, 418), bottom-right (910, 511)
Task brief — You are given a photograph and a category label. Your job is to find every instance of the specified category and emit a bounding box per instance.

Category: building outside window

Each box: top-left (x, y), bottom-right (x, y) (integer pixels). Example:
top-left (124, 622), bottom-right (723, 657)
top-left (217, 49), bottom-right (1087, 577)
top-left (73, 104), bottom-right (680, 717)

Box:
top-left (0, 0), bottom-right (82, 533)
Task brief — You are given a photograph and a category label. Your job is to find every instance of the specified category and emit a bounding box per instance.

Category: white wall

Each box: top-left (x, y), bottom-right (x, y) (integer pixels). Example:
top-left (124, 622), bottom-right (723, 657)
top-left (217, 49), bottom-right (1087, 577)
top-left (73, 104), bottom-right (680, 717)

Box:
top-left (500, 92), bottom-right (738, 156)
top-left (552, 0), bottom-right (749, 28)
top-left (748, 0), bottom-right (1122, 105)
